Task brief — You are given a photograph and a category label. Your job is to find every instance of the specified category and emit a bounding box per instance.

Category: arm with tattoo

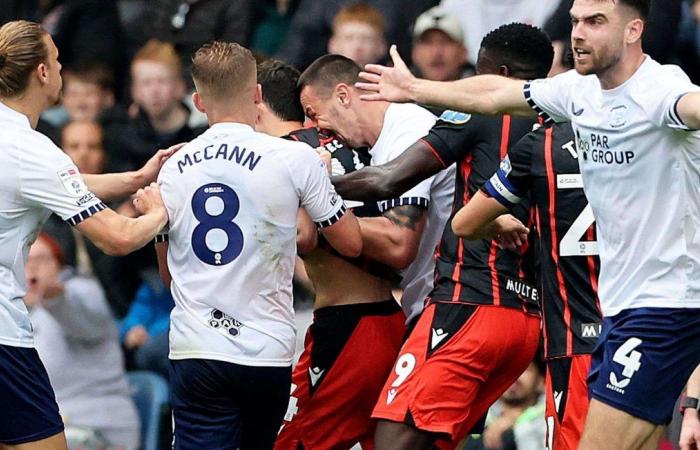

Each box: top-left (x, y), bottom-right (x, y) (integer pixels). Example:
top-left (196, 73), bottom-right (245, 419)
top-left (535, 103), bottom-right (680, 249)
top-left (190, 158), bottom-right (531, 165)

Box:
top-left (332, 140), bottom-right (445, 202)
top-left (357, 204), bottom-right (428, 270)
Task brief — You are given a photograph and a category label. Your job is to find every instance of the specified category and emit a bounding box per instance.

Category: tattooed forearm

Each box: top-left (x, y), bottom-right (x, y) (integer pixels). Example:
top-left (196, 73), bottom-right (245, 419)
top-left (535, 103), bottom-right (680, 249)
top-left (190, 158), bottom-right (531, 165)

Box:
top-left (383, 205), bottom-right (426, 230)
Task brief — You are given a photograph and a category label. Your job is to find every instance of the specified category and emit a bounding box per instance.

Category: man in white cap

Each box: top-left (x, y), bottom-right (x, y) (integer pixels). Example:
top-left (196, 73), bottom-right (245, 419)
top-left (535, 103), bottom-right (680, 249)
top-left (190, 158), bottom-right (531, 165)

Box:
top-left (411, 6), bottom-right (473, 82)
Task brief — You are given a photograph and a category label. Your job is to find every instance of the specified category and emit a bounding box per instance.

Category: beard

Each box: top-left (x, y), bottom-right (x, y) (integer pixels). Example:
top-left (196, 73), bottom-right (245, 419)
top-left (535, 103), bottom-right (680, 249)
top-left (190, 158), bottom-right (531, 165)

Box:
top-left (575, 47), bottom-right (622, 77)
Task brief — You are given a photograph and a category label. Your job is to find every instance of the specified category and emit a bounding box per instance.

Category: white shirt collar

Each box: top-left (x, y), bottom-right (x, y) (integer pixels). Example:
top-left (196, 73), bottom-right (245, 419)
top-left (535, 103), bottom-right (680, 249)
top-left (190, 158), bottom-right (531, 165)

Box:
top-left (0, 101), bottom-right (32, 129)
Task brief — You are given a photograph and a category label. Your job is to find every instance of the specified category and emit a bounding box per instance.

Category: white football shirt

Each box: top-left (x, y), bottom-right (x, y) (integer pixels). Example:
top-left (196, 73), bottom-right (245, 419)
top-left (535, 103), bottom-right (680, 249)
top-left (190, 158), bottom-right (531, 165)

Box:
top-left (159, 123), bottom-right (346, 366)
top-left (371, 103), bottom-right (455, 321)
top-left (0, 101), bottom-right (104, 347)
top-left (525, 57), bottom-right (700, 316)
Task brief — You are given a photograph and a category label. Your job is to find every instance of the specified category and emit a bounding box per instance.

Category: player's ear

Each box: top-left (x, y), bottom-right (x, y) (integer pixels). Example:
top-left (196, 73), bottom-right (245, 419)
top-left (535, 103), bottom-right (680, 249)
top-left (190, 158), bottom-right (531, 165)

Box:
top-left (254, 83), bottom-right (262, 105)
top-left (335, 83), bottom-right (351, 107)
top-left (192, 91), bottom-right (206, 114)
top-left (499, 65), bottom-right (511, 78)
top-left (36, 62), bottom-right (49, 87)
top-left (625, 18), bottom-right (644, 45)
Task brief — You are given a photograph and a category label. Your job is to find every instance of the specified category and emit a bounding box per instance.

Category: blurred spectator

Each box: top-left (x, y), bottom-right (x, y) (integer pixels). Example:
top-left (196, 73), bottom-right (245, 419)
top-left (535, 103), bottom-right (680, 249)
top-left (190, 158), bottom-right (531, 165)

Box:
top-left (41, 0), bottom-right (126, 85)
top-left (467, 361), bottom-right (546, 450)
top-left (412, 6), bottom-right (473, 82)
top-left (545, 0), bottom-right (683, 74)
top-left (103, 40), bottom-right (204, 173)
top-left (120, 280), bottom-right (174, 379)
top-left (42, 121), bottom-right (159, 317)
top-left (328, 3), bottom-right (387, 67)
top-left (251, 0), bottom-right (301, 57)
top-left (440, 0), bottom-right (560, 65)
top-left (42, 61), bottom-right (116, 128)
top-left (276, 0), bottom-right (438, 70)
top-left (138, 0), bottom-right (253, 80)
top-left (26, 234), bottom-right (140, 449)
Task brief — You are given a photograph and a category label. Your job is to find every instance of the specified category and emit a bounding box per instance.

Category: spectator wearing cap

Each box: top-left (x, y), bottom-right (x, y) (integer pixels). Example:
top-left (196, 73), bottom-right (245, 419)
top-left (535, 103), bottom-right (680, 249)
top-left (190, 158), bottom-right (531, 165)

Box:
top-left (412, 6), bottom-right (473, 83)
top-left (25, 234), bottom-right (140, 449)
top-left (328, 2), bottom-right (387, 67)
top-left (440, 0), bottom-right (559, 66)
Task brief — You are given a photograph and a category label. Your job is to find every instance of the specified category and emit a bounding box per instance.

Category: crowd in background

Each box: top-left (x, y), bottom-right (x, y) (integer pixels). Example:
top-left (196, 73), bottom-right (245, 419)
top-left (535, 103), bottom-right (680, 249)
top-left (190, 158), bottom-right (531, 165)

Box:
top-left (1, 0), bottom-right (699, 448)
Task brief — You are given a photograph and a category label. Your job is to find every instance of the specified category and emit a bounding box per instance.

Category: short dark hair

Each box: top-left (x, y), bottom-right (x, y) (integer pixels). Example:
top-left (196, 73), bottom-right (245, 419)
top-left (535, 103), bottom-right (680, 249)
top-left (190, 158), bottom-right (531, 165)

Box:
top-left (613, 0), bottom-right (650, 20)
top-left (480, 23), bottom-right (554, 79)
top-left (63, 61), bottom-right (114, 92)
top-left (297, 54), bottom-right (362, 97)
top-left (257, 59), bottom-right (304, 123)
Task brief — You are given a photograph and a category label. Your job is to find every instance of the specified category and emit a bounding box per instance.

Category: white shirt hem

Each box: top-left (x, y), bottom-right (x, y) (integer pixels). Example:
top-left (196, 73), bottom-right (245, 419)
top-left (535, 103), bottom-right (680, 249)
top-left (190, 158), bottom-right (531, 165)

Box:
top-left (0, 336), bottom-right (34, 348)
top-left (603, 299), bottom-right (700, 317)
top-left (169, 350), bottom-right (292, 367)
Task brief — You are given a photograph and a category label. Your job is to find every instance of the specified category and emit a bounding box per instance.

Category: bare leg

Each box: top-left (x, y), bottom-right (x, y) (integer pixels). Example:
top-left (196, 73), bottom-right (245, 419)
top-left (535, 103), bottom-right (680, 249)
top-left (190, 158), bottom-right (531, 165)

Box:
top-left (579, 399), bottom-right (659, 450)
top-left (0, 432), bottom-right (67, 450)
top-left (375, 419), bottom-right (436, 450)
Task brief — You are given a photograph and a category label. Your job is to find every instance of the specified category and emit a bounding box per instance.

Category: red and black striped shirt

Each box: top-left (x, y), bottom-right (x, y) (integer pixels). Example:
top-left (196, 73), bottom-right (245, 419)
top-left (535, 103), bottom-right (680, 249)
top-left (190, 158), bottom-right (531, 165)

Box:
top-left (422, 112), bottom-right (540, 314)
top-left (482, 122), bottom-right (602, 358)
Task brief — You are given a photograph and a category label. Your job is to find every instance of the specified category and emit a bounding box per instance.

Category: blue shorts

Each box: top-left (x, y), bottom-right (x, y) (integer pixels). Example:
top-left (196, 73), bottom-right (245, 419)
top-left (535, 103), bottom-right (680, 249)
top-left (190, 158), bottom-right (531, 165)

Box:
top-left (588, 307), bottom-right (700, 424)
top-left (170, 358), bottom-right (291, 450)
top-left (0, 344), bottom-right (64, 444)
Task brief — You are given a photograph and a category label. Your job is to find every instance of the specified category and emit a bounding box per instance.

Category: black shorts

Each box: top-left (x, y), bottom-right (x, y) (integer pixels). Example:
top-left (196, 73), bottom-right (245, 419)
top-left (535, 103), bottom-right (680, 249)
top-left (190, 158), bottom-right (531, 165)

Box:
top-left (169, 358), bottom-right (291, 450)
top-left (0, 344), bottom-right (64, 445)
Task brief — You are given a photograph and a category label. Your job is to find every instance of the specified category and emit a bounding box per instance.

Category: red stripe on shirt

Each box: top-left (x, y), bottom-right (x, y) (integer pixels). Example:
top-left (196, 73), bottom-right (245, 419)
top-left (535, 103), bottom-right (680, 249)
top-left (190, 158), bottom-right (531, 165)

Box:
top-left (586, 225), bottom-right (601, 313)
top-left (489, 116), bottom-right (512, 306)
top-left (451, 155), bottom-right (473, 301)
top-left (421, 138), bottom-right (448, 168)
top-left (544, 127), bottom-right (573, 355)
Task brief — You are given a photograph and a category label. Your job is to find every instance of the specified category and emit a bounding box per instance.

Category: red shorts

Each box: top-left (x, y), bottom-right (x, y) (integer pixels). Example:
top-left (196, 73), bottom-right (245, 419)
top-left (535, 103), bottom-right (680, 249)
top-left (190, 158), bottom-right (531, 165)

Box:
top-left (372, 302), bottom-right (541, 446)
top-left (544, 354), bottom-right (592, 450)
top-left (275, 300), bottom-right (405, 450)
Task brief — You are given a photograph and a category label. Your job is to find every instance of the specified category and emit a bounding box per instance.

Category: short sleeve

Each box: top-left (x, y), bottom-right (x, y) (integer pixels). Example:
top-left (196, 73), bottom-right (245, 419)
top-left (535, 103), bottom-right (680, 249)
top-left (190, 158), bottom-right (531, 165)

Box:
top-left (482, 127), bottom-right (540, 208)
top-left (19, 143), bottom-right (105, 224)
top-left (421, 110), bottom-right (479, 167)
top-left (290, 145), bottom-right (346, 228)
top-left (641, 65), bottom-right (700, 130)
top-left (524, 71), bottom-right (578, 124)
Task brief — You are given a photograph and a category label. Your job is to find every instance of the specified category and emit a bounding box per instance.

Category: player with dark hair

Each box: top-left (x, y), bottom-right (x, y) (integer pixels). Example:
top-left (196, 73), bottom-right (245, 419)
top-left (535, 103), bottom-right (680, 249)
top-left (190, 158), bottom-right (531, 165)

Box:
top-left (332, 23), bottom-right (552, 450)
top-left (255, 59), bottom-right (406, 449)
top-left (356, 0), bottom-right (700, 449)
top-left (452, 120), bottom-right (603, 450)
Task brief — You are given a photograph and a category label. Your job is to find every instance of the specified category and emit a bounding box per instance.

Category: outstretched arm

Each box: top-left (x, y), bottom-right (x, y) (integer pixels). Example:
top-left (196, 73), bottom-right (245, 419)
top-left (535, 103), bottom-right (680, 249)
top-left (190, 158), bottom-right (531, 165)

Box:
top-left (332, 139), bottom-right (444, 201)
top-left (83, 144), bottom-right (184, 201)
top-left (356, 45), bottom-right (534, 117)
top-left (676, 93), bottom-right (700, 130)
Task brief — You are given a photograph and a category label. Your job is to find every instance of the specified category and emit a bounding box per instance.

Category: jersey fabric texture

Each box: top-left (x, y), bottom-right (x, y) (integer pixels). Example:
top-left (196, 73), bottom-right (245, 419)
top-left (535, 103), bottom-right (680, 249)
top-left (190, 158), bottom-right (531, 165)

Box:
top-left (169, 358), bottom-right (291, 450)
top-left (275, 300), bottom-right (405, 450)
top-left (483, 122), bottom-right (602, 359)
top-left (422, 112), bottom-right (540, 314)
top-left (0, 345), bottom-right (64, 445)
top-left (587, 307), bottom-right (700, 424)
top-left (369, 103), bottom-right (455, 322)
top-left (0, 101), bottom-right (104, 348)
top-left (525, 58), bottom-right (700, 316)
top-left (158, 122), bottom-right (346, 367)
top-left (371, 303), bottom-right (540, 446)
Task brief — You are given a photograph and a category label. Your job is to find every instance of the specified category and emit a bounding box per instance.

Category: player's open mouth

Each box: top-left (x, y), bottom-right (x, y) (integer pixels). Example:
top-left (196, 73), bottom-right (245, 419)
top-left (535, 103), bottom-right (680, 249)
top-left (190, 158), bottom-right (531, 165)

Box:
top-left (574, 48), bottom-right (591, 60)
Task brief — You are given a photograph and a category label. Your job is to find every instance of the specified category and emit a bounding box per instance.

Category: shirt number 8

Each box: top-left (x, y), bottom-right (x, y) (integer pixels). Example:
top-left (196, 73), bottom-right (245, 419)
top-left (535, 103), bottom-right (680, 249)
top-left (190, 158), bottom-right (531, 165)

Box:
top-left (191, 183), bottom-right (244, 266)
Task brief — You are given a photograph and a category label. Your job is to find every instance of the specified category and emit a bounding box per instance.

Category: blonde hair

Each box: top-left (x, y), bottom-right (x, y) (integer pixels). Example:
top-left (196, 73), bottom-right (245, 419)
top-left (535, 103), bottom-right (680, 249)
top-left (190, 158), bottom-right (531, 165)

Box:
top-left (191, 41), bottom-right (256, 98)
top-left (332, 3), bottom-right (385, 35)
top-left (132, 39), bottom-right (182, 76)
top-left (0, 20), bottom-right (49, 98)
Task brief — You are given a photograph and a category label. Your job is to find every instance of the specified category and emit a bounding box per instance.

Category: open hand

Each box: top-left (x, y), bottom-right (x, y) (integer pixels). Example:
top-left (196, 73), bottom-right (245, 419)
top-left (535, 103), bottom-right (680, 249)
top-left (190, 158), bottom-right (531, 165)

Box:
top-left (356, 45), bottom-right (417, 103)
top-left (138, 143), bottom-right (187, 184)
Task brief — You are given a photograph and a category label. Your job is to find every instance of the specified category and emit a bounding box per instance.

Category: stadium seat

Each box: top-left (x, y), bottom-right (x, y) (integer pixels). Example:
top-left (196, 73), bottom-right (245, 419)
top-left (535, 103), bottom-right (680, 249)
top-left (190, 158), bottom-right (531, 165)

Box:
top-left (127, 371), bottom-right (169, 450)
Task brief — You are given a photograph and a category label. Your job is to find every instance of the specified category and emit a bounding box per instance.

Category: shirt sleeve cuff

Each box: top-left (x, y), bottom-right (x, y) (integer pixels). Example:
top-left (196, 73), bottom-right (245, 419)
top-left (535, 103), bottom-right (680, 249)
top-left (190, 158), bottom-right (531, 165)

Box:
top-left (378, 196), bottom-right (429, 213)
top-left (65, 202), bottom-right (107, 226)
top-left (315, 203), bottom-right (347, 229)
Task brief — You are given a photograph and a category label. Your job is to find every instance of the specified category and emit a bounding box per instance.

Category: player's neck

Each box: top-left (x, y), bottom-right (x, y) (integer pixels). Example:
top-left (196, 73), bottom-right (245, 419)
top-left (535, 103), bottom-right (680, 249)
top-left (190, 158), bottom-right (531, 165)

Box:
top-left (597, 48), bottom-right (645, 90)
top-left (207, 110), bottom-right (257, 128)
top-left (1, 94), bottom-right (44, 129)
top-left (362, 101), bottom-right (390, 147)
top-left (268, 120), bottom-right (305, 138)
